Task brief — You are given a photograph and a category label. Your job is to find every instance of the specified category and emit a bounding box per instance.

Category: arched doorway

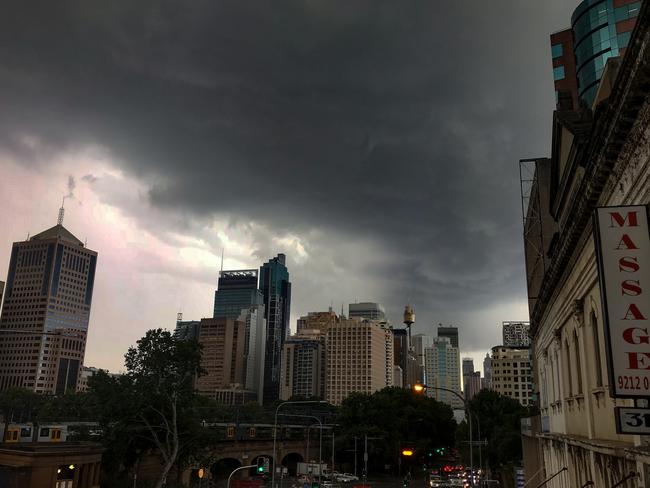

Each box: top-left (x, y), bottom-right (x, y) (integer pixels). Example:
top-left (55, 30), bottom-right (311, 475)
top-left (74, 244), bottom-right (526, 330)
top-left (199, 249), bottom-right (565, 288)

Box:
top-left (282, 452), bottom-right (304, 476)
top-left (212, 458), bottom-right (242, 480)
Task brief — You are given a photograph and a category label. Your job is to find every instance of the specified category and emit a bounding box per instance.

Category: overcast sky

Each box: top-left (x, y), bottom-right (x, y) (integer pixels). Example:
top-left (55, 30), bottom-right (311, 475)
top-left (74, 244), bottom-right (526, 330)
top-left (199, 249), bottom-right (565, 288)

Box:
top-left (0, 0), bottom-right (576, 373)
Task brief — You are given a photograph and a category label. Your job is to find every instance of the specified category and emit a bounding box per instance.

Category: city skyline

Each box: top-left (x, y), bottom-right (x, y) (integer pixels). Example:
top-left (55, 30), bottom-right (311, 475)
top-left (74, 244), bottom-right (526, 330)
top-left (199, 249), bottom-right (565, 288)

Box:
top-left (0, 1), bottom-right (575, 374)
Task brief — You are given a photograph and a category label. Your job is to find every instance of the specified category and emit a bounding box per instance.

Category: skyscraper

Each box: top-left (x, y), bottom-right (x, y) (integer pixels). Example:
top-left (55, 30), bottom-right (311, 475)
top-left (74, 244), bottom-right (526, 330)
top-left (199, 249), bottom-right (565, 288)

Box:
top-left (296, 309), bottom-right (338, 334)
top-left (214, 269), bottom-right (262, 319)
top-left (392, 328), bottom-right (408, 387)
top-left (502, 321), bottom-right (531, 348)
top-left (0, 221), bottom-right (97, 394)
top-left (462, 357), bottom-right (475, 376)
top-left (411, 334), bottom-right (433, 367)
top-left (174, 313), bottom-right (201, 341)
top-left (240, 304), bottom-right (266, 404)
top-left (0, 281), bottom-right (4, 313)
top-left (424, 337), bottom-right (462, 409)
top-left (482, 353), bottom-right (492, 390)
top-left (437, 325), bottom-right (459, 348)
top-left (196, 317), bottom-right (247, 398)
top-left (325, 318), bottom-right (393, 405)
top-left (490, 346), bottom-right (533, 407)
top-left (348, 302), bottom-right (386, 322)
top-left (551, 0), bottom-right (641, 109)
top-left (259, 254), bottom-right (291, 404)
top-left (280, 329), bottom-right (326, 400)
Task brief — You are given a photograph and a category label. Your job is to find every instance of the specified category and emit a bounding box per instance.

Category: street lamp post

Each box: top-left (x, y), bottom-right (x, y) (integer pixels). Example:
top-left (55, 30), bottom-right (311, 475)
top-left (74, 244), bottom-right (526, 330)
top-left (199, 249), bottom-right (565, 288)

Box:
top-left (273, 401), bottom-right (327, 488)
top-left (413, 384), bottom-right (474, 486)
top-left (277, 413), bottom-right (324, 488)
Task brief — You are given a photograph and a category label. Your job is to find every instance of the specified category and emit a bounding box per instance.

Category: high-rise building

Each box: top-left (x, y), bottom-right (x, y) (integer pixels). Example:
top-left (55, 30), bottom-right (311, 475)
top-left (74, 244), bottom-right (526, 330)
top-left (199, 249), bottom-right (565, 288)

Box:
top-left (174, 313), bottom-right (201, 341)
top-left (325, 318), bottom-right (393, 405)
top-left (462, 357), bottom-right (474, 376)
top-left (348, 302), bottom-right (386, 322)
top-left (502, 321), bottom-right (531, 348)
top-left (196, 317), bottom-right (248, 399)
top-left (259, 254), bottom-right (291, 404)
top-left (392, 328), bottom-right (408, 386)
top-left (437, 325), bottom-right (459, 348)
top-left (0, 221), bottom-right (97, 394)
top-left (213, 269), bottom-right (262, 319)
top-left (296, 309), bottom-right (338, 334)
top-left (280, 328), bottom-right (326, 400)
top-left (0, 281), bottom-right (4, 311)
top-left (464, 371), bottom-right (482, 401)
top-left (411, 334), bottom-right (433, 367)
top-left (490, 346), bottom-right (533, 407)
top-left (239, 304), bottom-right (266, 404)
top-left (482, 353), bottom-right (492, 390)
top-left (550, 0), bottom-right (641, 109)
top-left (424, 337), bottom-right (462, 409)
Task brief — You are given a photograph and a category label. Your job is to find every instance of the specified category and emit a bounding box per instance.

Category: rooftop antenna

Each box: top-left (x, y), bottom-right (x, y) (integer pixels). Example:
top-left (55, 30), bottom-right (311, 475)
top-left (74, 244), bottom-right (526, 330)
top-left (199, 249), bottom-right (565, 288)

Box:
top-left (220, 248), bottom-right (224, 272)
top-left (57, 197), bottom-right (66, 226)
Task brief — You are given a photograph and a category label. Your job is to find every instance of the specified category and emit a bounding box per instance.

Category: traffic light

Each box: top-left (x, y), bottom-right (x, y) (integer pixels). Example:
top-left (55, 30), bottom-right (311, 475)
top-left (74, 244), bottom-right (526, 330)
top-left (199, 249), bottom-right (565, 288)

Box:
top-left (257, 457), bottom-right (269, 474)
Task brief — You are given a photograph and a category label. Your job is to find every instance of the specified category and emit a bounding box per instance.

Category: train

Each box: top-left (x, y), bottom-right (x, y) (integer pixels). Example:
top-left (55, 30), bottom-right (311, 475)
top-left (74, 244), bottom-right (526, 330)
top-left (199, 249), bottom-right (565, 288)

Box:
top-left (0, 422), bottom-right (101, 443)
top-left (200, 422), bottom-right (331, 442)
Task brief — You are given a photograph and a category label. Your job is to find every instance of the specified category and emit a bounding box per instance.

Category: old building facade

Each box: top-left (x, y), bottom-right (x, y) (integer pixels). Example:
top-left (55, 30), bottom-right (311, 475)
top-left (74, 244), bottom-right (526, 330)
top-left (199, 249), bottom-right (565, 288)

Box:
top-left (522, 3), bottom-right (650, 486)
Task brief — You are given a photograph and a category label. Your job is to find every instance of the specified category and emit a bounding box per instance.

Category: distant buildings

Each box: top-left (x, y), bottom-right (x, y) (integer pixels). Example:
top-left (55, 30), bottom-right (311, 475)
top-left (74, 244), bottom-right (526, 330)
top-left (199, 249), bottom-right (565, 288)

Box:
top-left (296, 309), bottom-right (338, 334)
top-left (462, 358), bottom-right (482, 400)
top-left (502, 321), bottom-right (531, 348)
top-left (174, 315), bottom-right (201, 341)
top-left (424, 337), bottom-right (462, 409)
top-left (240, 303), bottom-right (266, 402)
top-left (348, 302), bottom-right (386, 322)
top-left (482, 353), bottom-right (492, 390)
top-left (260, 254), bottom-right (291, 404)
top-left (325, 318), bottom-right (393, 405)
top-left (490, 346), bottom-right (533, 407)
top-left (0, 220), bottom-right (97, 394)
top-left (280, 328), bottom-right (326, 400)
top-left (392, 328), bottom-right (408, 387)
top-left (195, 317), bottom-right (247, 398)
top-left (437, 325), bottom-right (459, 348)
top-left (213, 269), bottom-right (262, 319)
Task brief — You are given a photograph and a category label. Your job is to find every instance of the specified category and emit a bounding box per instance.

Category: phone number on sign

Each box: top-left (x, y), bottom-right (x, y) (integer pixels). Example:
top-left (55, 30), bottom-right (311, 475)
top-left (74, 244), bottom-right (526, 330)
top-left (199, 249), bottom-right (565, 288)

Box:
top-left (618, 375), bottom-right (650, 390)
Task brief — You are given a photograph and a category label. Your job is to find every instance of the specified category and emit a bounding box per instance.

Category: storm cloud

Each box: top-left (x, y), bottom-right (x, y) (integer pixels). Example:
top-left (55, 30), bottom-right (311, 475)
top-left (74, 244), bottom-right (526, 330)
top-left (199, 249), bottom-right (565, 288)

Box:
top-left (0, 0), bottom-right (576, 358)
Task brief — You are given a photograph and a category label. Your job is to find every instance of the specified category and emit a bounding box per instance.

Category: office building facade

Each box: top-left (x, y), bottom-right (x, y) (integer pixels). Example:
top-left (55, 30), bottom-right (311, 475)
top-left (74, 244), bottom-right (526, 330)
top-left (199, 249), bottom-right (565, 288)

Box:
top-left (213, 269), bottom-right (262, 319)
top-left (490, 346), bottom-right (533, 407)
top-left (174, 316), bottom-right (201, 341)
top-left (482, 353), bottom-right (492, 390)
top-left (502, 321), bottom-right (531, 348)
top-left (0, 224), bottom-right (97, 394)
top-left (280, 329), bottom-right (326, 400)
top-left (325, 318), bottom-right (393, 405)
top-left (424, 337), bottom-right (462, 409)
top-left (296, 309), bottom-right (338, 334)
top-left (437, 326), bottom-right (459, 348)
top-left (348, 302), bottom-right (387, 322)
top-left (551, 0), bottom-right (641, 109)
top-left (196, 317), bottom-right (247, 399)
top-left (464, 371), bottom-right (482, 401)
top-left (240, 304), bottom-right (266, 404)
top-left (259, 254), bottom-right (291, 403)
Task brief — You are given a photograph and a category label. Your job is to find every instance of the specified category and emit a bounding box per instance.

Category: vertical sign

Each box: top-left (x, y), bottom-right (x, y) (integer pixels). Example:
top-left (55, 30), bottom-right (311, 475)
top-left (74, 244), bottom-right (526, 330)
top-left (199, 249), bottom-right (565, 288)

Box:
top-left (594, 205), bottom-right (650, 398)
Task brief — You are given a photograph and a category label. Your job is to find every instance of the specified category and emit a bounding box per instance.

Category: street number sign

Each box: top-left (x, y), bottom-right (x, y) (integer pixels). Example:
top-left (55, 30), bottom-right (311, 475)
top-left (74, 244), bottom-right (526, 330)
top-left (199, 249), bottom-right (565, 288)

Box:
top-left (615, 407), bottom-right (650, 434)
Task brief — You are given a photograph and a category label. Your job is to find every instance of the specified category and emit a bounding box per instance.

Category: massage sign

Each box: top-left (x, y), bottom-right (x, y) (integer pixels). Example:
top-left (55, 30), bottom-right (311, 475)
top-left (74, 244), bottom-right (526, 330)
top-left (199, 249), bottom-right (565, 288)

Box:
top-left (594, 205), bottom-right (650, 399)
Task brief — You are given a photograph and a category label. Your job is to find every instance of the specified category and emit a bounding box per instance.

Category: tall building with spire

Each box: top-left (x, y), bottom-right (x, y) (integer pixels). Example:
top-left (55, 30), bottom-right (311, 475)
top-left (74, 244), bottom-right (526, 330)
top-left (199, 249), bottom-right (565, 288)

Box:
top-left (0, 211), bottom-right (97, 394)
top-left (259, 254), bottom-right (291, 404)
top-left (213, 269), bottom-right (262, 319)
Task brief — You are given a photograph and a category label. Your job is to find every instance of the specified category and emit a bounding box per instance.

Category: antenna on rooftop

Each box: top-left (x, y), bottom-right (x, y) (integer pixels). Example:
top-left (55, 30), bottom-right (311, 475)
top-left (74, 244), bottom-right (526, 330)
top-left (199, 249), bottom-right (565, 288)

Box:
top-left (57, 197), bottom-right (66, 226)
top-left (220, 248), bottom-right (224, 272)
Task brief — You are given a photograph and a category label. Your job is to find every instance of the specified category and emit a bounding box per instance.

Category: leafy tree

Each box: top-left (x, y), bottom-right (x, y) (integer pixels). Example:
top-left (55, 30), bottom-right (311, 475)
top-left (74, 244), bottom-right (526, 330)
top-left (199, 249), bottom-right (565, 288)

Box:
top-left (466, 390), bottom-right (532, 474)
top-left (90, 329), bottom-right (204, 488)
top-left (0, 387), bottom-right (44, 442)
top-left (336, 387), bottom-right (456, 475)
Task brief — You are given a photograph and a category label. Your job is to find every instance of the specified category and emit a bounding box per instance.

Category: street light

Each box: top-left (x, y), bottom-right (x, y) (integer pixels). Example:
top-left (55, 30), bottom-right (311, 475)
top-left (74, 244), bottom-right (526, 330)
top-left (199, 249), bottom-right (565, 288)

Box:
top-left (273, 400), bottom-right (327, 488)
top-left (277, 413), bottom-right (324, 488)
top-left (413, 383), bottom-right (475, 486)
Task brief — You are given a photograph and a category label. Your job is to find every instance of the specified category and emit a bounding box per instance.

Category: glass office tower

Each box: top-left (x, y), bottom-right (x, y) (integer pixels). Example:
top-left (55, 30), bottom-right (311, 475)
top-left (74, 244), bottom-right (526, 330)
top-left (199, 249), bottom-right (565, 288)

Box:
top-left (259, 254), bottom-right (291, 404)
top-left (213, 269), bottom-right (262, 319)
top-left (551, 0), bottom-right (640, 109)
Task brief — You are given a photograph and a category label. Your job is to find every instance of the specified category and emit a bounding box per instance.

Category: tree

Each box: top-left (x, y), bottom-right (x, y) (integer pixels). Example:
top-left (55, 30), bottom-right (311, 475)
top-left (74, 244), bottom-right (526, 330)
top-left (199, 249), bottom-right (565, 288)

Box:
top-left (90, 329), bottom-right (203, 488)
top-left (0, 387), bottom-right (44, 442)
top-left (466, 390), bottom-right (532, 474)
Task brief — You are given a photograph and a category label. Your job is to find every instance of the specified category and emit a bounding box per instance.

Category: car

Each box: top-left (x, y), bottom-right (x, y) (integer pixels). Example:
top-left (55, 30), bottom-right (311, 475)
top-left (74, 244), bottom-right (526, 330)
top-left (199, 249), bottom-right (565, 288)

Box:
top-left (336, 473), bottom-right (359, 483)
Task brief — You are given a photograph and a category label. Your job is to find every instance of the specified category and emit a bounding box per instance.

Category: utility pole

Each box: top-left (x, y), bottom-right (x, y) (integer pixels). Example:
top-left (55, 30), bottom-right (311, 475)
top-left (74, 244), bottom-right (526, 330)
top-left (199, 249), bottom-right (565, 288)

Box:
top-left (354, 436), bottom-right (358, 477)
top-left (331, 431), bottom-right (335, 473)
top-left (364, 435), bottom-right (368, 483)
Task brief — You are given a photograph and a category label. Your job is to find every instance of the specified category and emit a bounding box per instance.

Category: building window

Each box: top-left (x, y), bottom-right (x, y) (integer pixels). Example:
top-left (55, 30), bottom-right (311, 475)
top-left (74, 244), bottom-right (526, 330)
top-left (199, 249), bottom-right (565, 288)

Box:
top-left (573, 331), bottom-right (583, 395)
top-left (553, 66), bottom-right (566, 81)
top-left (591, 312), bottom-right (603, 387)
top-left (551, 43), bottom-right (563, 58)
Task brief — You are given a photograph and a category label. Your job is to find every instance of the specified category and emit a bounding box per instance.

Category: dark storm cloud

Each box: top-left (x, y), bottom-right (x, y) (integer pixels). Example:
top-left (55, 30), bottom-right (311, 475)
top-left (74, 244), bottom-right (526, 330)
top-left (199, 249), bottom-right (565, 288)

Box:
top-left (0, 0), bottom-right (575, 349)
